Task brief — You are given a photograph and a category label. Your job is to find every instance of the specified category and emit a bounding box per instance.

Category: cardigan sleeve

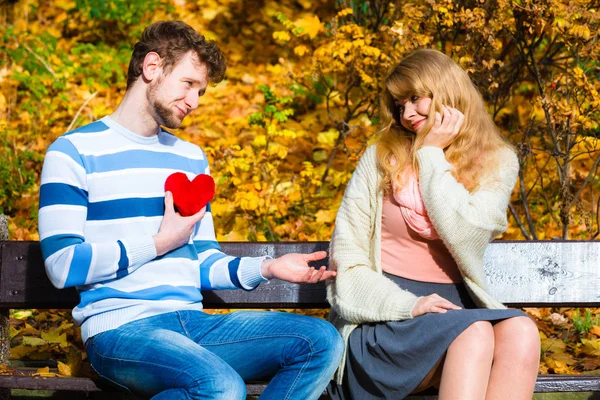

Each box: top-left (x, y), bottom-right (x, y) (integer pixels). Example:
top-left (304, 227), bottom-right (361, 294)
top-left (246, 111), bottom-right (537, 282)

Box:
top-left (327, 146), bottom-right (419, 324)
top-left (416, 146), bottom-right (518, 258)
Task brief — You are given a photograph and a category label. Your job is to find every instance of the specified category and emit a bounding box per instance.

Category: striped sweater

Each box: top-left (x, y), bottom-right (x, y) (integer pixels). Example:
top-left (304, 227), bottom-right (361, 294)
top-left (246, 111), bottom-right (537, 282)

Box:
top-left (38, 116), bottom-right (267, 343)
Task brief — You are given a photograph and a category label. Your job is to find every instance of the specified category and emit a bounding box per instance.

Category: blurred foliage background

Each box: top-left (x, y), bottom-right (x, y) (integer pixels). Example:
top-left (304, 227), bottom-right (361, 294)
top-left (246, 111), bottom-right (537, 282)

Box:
top-left (1, 0), bottom-right (599, 378)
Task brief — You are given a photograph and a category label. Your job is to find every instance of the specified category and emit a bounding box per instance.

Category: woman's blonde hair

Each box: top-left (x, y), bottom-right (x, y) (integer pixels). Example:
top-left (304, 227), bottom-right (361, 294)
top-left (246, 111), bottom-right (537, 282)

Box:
top-left (376, 49), bottom-right (513, 194)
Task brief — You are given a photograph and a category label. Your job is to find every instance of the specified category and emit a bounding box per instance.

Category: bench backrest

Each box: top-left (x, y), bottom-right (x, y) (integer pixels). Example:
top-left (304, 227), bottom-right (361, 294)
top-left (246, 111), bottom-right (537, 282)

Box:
top-left (1, 240), bottom-right (599, 309)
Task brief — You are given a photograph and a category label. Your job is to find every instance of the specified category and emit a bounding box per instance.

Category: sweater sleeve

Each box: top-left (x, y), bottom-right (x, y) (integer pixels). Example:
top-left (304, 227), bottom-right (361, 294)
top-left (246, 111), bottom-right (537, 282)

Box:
top-left (191, 163), bottom-right (268, 291)
top-left (327, 146), bottom-right (419, 324)
top-left (416, 146), bottom-right (518, 252)
top-left (39, 137), bottom-right (157, 289)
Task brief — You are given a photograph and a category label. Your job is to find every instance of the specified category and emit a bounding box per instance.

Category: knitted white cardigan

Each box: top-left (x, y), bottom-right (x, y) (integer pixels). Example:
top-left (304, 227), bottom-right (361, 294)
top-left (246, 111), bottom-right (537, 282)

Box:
top-left (326, 144), bottom-right (519, 383)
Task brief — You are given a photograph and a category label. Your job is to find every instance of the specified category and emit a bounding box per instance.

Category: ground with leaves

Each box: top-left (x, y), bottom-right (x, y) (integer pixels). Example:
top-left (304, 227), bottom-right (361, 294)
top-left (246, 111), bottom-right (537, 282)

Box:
top-left (5, 307), bottom-right (600, 378)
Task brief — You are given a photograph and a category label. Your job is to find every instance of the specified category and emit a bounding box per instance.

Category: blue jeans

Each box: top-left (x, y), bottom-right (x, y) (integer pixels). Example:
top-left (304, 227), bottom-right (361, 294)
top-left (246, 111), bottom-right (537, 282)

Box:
top-left (86, 310), bottom-right (343, 399)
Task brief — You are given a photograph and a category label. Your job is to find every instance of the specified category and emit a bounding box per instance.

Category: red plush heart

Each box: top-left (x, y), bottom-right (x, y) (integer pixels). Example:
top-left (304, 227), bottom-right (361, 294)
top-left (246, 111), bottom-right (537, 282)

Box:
top-left (164, 172), bottom-right (215, 216)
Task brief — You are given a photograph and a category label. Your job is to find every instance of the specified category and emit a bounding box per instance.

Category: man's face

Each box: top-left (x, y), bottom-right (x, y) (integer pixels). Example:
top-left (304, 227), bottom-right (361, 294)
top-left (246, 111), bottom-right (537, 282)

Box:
top-left (147, 51), bottom-right (209, 129)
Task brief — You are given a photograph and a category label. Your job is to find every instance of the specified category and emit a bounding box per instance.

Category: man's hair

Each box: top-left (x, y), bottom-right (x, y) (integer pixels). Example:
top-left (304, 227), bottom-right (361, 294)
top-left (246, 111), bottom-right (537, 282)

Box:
top-left (126, 20), bottom-right (226, 89)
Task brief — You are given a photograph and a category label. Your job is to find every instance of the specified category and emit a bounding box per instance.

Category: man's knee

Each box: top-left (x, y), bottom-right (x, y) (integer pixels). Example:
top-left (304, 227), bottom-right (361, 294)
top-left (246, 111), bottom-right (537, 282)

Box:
top-left (189, 370), bottom-right (246, 400)
top-left (296, 318), bottom-right (344, 368)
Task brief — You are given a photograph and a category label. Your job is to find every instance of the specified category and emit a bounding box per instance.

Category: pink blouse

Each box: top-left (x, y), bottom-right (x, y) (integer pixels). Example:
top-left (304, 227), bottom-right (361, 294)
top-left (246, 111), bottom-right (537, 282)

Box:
top-left (381, 196), bottom-right (462, 283)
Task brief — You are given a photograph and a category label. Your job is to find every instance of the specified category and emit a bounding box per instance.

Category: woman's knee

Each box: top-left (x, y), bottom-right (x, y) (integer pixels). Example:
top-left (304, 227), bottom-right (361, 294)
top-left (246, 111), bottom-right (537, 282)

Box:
top-left (494, 316), bottom-right (540, 364)
top-left (450, 320), bottom-right (495, 360)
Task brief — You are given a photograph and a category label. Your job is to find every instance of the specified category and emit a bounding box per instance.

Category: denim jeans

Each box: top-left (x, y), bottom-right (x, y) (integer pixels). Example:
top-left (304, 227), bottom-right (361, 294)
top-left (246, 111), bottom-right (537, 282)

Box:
top-left (86, 310), bottom-right (343, 400)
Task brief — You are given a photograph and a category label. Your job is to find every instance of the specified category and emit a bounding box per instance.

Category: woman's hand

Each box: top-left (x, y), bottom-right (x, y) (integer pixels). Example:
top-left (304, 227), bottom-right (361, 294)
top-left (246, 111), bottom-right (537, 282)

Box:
top-left (411, 293), bottom-right (462, 317)
top-left (422, 105), bottom-right (464, 149)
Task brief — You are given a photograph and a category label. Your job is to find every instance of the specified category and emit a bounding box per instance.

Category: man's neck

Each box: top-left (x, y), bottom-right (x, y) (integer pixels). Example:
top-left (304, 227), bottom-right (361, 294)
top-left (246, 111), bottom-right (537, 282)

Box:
top-left (110, 86), bottom-right (160, 138)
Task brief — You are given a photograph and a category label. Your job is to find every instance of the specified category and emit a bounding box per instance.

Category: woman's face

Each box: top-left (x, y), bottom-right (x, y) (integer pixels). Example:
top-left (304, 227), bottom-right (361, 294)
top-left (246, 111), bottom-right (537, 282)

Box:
top-left (394, 95), bottom-right (432, 133)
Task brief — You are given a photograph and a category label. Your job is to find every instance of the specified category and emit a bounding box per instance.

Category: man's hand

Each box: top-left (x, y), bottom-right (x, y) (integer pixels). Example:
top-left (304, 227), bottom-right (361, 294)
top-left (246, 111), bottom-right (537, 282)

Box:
top-left (153, 191), bottom-right (206, 256)
top-left (260, 251), bottom-right (336, 283)
top-left (422, 105), bottom-right (465, 149)
top-left (411, 293), bottom-right (462, 317)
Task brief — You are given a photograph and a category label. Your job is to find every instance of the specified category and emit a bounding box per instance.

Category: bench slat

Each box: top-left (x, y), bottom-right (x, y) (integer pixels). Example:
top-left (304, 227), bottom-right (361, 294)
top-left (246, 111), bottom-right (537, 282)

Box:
top-left (2, 240), bottom-right (600, 308)
top-left (484, 241), bottom-right (600, 305)
top-left (0, 375), bottom-right (598, 394)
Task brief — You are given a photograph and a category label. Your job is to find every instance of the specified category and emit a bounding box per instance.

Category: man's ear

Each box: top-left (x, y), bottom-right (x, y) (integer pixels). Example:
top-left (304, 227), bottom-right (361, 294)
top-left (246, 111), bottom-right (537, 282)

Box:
top-left (142, 52), bottom-right (162, 82)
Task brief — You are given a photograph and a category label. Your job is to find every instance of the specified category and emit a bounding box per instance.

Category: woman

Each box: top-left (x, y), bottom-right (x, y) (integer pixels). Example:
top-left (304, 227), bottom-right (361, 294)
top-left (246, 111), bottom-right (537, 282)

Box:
top-left (327, 49), bottom-right (540, 399)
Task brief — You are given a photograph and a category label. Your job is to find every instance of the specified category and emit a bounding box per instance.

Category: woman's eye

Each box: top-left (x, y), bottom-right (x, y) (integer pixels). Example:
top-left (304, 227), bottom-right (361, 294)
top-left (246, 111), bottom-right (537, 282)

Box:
top-left (410, 95), bottom-right (419, 102)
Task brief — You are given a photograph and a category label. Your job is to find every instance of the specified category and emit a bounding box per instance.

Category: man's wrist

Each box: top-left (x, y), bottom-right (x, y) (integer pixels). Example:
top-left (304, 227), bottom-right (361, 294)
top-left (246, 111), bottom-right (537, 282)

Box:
top-left (153, 233), bottom-right (168, 257)
top-left (260, 257), bottom-right (275, 280)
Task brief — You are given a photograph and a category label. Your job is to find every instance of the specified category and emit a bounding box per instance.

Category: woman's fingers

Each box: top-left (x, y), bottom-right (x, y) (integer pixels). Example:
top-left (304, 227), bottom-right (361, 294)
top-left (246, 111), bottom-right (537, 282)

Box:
top-left (423, 106), bottom-right (464, 149)
top-left (412, 293), bottom-right (462, 316)
top-left (440, 106), bottom-right (453, 130)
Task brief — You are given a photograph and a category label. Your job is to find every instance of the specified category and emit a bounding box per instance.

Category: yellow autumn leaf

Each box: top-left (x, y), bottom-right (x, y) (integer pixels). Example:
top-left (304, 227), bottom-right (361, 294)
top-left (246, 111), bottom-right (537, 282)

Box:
top-left (57, 361), bottom-right (72, 377)
top-left (337, 8), bottom-right (353, 17)
top-left (22, 336), bottom-right (46, 346)
top-left (317, 129), bottom-right (339, 147)
top-left (36, 367), bottom-right (50, 374)
top-left (294, 15), bottom-right (322, 39)
top-left (273, 31), bottom-right (291, 42)
top-left (294, 45), bottom-right (310, 56)
top-left (541, 338), bottom-right (566, 353)
top-left (544, 358), bottom-right (572, 373)
top-left (10, 345), bottom-right (36, 360)
top-left (33, 366), bottom-right (58, 377)
top-left (315, 209), bottom-right (337, 224)
top-left (277, 147), bottom-right (288, 159)
top-left (41, 330), bottom-right (68, 347)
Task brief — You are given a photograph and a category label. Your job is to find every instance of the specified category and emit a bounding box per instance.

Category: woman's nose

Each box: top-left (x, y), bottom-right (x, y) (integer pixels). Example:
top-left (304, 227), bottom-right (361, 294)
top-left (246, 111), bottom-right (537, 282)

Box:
top-left (403, 103), bottom-right (416, 120)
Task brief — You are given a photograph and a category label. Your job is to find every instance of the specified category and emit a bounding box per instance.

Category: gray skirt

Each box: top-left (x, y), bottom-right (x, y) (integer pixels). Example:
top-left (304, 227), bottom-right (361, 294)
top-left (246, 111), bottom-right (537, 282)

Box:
top-left (328, 273), bottom-right (526, 400)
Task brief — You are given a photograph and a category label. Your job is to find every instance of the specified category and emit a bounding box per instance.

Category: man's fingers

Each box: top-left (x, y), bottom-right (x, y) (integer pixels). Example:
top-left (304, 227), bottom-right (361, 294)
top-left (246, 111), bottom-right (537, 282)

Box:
top-left (301, 267), bottom-right (314, 282)
top-left (304, 251), bottom-right (328, 262)
top-left (190, 206), bottom-right (207, 224)
top-left (308, 266), bottom-right (325, 283)
top-left (164, 191), bottom-right (175, 214)
top-left (320, 270), bottom-right (336, 280)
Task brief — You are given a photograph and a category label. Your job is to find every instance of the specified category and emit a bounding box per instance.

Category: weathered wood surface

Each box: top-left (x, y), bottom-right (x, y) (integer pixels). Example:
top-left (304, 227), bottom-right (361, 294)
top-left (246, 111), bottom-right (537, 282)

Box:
top-left (0, 215), bottom-right (8, 400)
top-left (484, 241), bottom-right (600, 306)
top-left (0, 374), bottom-right (598, 394)
top-left (1, 240), bottom-right (599, 309)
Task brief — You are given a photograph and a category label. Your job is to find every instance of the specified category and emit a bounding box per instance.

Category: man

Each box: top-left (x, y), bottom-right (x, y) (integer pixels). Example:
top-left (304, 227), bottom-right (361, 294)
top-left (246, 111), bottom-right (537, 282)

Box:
top-left (38, 20), bottom-right (342, 399)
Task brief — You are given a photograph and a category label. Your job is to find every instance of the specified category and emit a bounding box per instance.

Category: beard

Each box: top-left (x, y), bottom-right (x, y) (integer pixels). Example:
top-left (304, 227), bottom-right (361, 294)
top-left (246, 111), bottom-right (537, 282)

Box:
top-left (147, 78), bottom-right (183, 129)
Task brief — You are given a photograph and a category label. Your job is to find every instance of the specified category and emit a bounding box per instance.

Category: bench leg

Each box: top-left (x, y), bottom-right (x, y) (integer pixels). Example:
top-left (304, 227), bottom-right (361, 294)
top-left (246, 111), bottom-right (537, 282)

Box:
top-left (0, 309), bottom-right (9, 400)
top-left (0, 309), bottom-right (9, 366)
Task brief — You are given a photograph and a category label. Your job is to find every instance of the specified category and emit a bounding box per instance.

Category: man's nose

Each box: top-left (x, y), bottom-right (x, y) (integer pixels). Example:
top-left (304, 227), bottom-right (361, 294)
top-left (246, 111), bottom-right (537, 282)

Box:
top-left (185, 92), bottom-right (199, 110)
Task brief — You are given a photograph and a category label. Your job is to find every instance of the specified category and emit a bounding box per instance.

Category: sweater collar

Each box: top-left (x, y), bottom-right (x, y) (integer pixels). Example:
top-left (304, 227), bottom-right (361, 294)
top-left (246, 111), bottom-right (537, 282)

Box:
top-left (101, 116), bottom-right (160, 145)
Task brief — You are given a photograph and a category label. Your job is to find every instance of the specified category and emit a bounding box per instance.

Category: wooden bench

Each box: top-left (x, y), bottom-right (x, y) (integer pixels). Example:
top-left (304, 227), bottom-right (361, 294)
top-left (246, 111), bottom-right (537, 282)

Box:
top-left (1, 225), bottom-right (600, 397)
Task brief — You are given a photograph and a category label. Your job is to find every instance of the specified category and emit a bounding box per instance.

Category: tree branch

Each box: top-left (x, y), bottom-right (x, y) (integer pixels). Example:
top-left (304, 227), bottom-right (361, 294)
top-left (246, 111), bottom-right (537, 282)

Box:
top-left (66, 91), bottom-right (99, 133)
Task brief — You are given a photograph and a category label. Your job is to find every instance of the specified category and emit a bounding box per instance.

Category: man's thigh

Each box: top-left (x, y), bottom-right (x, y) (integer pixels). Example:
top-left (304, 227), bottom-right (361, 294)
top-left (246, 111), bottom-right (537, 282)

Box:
top-left (86, 312), bottom-right (241, 397)
top-left (181, 310), bottom-right (338, 381)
